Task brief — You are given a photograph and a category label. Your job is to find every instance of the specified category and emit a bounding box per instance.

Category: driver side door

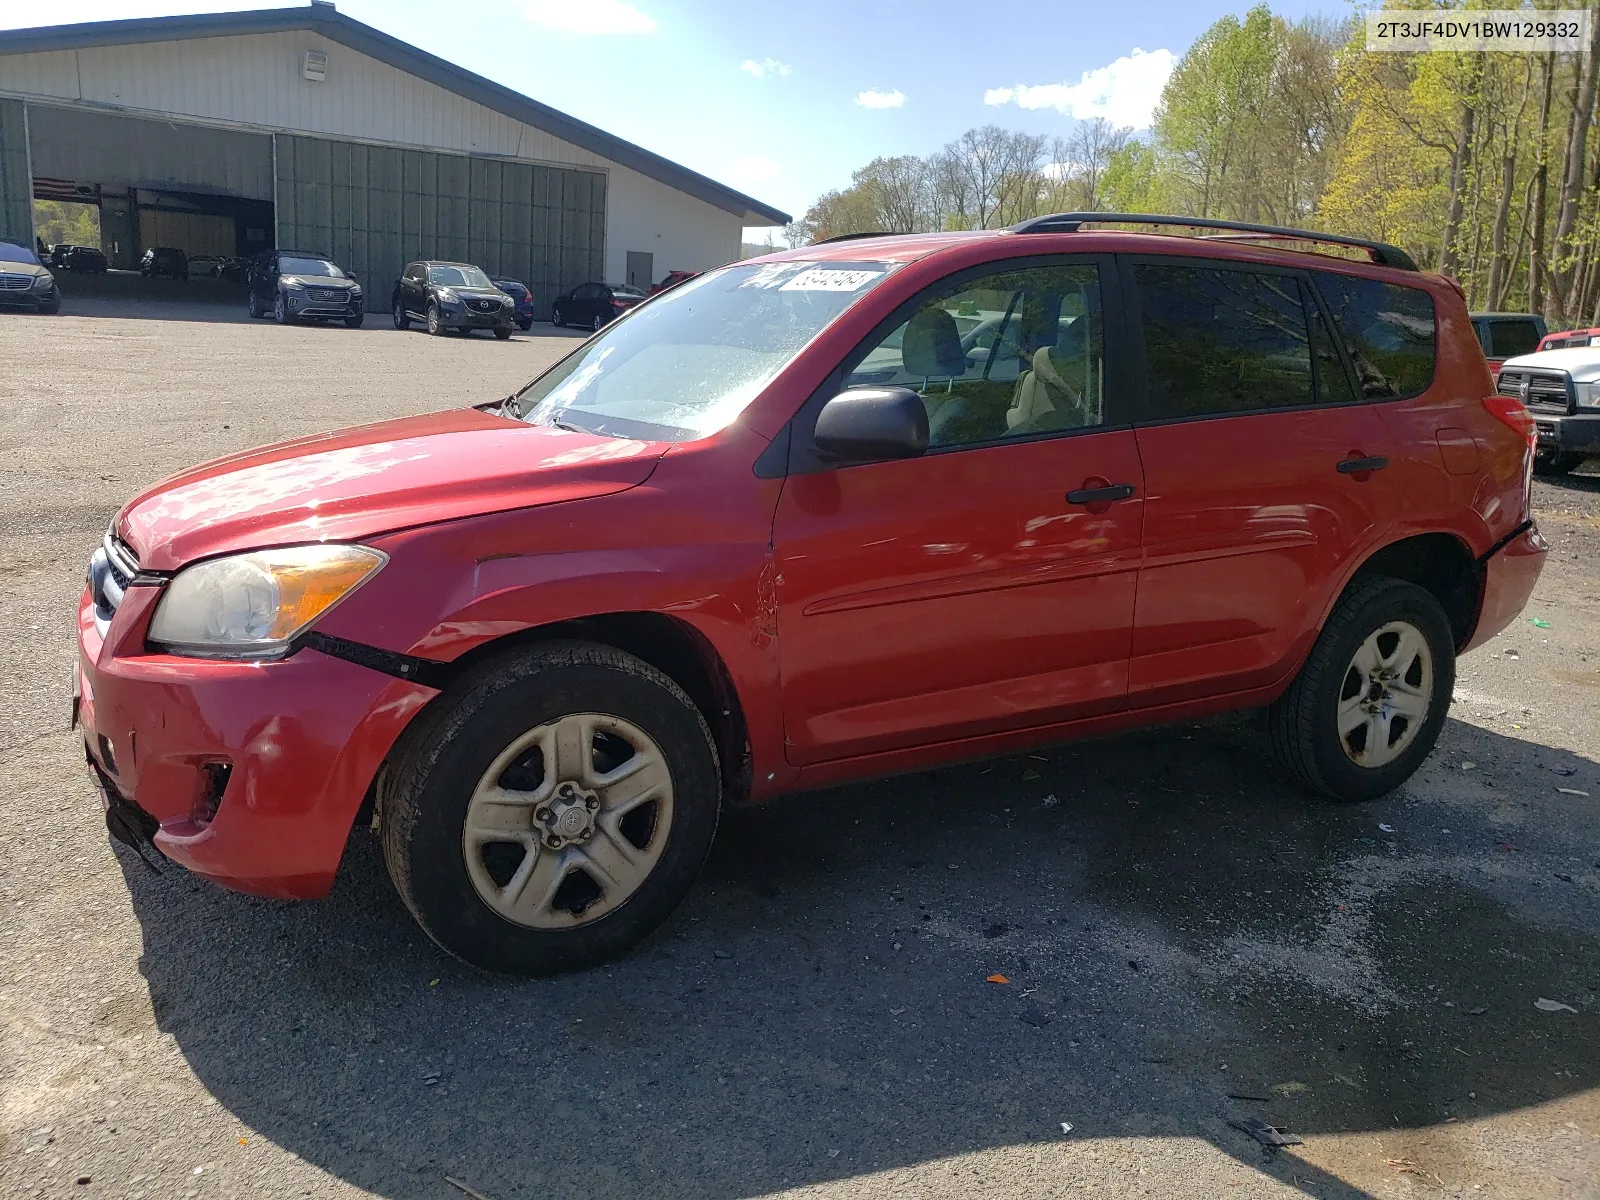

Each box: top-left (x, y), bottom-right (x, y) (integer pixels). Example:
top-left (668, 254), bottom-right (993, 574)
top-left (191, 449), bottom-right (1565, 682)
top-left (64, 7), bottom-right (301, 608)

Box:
top-left (772, 255), bottom-right (1146, 766)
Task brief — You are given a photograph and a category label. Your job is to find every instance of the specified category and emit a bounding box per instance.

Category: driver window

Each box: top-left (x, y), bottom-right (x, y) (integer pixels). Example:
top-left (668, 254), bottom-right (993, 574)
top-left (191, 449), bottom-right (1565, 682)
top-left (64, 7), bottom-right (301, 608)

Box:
top-left (844, 262), bottom-right (1104, 448)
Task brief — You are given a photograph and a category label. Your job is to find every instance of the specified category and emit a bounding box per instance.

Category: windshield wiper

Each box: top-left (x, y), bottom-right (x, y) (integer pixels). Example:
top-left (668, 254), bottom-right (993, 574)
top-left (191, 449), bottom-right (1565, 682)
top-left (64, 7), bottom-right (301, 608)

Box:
top-left (550, 419), bottom-right (589, 433)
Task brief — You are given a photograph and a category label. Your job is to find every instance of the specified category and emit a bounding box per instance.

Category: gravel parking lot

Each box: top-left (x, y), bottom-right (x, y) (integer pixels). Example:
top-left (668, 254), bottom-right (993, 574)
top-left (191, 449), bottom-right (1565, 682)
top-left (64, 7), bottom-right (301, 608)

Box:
top-left (2, 307), bottom-right (1598, 1200)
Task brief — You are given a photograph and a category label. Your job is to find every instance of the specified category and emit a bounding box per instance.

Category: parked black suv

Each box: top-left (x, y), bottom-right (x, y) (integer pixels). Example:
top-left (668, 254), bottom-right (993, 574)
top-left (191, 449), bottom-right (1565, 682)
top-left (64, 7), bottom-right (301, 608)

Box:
top-left (392, 261), bottom-right (513, 338)
top-left (248, 250), bottom-right (364, 326)
top-left (58, 245), bottom-right (107, 274)
top-left (140, 247), bottom-right (188, 280)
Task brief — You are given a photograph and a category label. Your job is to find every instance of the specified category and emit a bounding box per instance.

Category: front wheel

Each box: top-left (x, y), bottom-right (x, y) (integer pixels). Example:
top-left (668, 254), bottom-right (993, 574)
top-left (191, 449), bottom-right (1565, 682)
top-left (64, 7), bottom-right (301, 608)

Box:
top-left (427, 303), bottom-right (444, 336)
top-left (247, 291), bottom-right (261, 319)
top-left (551, 306), bottom-right (564, 327)
top-left (274, 292), bottom-right (289, 324)
top-left (1268, 577), bottom-right (1455, 802)
top-left (381, 642), bottom-right (722, 975)
top-left (345, 312), bottom-right (365, 329)
top-left (517, 317), bottom-right (533, 332)
top-left (38, 297), bottom-right (60, 315)
top-left (494, 326), bottom-right (512, 340)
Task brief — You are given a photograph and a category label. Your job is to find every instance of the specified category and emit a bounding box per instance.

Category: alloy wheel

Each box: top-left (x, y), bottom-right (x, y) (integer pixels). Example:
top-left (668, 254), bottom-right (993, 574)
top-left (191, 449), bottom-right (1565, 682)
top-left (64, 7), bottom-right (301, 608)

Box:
top-left (1337, 620), bottom-right (1432, 768)
top-left (461, 713), bottom-right (674, 929)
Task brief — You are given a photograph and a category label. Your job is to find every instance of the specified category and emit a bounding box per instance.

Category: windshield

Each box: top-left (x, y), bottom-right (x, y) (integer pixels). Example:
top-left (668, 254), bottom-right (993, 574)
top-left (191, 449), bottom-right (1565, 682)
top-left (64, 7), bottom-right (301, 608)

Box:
top-left (0, 242), bottom-right (40, 265)
top-left (430, 264), bottom-right (492, 288)
top-left (510, 259), bottom-right (896, 442)
top-left (281, 256), bottom-right (345, 278)
top-left (612, 284), bottom-right (646, 298)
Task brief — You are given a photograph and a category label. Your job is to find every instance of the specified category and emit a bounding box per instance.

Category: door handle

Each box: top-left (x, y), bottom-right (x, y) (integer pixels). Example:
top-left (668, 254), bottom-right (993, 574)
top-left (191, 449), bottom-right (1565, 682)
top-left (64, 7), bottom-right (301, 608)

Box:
top-left (1336, 456), bottom-right (1388, 474)
top-left (1066, 483), bottom-right (1136, 505)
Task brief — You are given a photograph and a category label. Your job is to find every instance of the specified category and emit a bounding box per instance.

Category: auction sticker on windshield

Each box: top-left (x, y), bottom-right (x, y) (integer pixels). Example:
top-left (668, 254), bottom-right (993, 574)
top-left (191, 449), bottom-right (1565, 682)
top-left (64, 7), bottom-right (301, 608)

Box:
top-left (778, 267), bottom-right (885, 292)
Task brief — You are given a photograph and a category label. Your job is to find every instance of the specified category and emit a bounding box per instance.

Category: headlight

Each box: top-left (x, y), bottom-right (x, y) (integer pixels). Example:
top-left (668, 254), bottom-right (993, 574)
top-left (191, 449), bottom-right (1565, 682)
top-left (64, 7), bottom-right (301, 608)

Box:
top-left (33, 272), bottom-right (54, 292)
top-left (148, 544), bottom-right (386, 658)
top-left (1578, 381), bottom-right (1600, 409)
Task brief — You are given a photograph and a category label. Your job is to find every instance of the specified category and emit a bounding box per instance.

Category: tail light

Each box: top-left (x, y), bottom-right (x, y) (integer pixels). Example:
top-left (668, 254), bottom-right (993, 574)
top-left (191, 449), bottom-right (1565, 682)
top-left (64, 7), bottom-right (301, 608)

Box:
top-left (1482, 394), bottom-right (1536, 449)
top-left (611, 298), bottom-right (630, 309)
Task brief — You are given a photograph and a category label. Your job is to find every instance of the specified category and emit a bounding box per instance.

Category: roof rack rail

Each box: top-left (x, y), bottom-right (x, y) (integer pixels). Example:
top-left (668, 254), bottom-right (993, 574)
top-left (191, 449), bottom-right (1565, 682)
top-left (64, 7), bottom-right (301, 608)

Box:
top-left (813, 231), bottom-right (893, 245)
top-left (1009, 212), bottom-right (1419, 272)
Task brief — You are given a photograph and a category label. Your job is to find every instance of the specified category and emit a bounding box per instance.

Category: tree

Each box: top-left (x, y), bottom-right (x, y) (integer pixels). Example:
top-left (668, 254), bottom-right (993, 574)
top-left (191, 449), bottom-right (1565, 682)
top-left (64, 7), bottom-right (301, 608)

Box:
top-left (1050, 118), bottom-right (1133, 212)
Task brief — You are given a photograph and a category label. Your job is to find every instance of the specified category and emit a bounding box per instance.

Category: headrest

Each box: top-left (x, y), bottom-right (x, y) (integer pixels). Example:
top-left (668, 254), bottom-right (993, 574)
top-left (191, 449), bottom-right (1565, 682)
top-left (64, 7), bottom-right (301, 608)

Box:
top-left (903, 307), bottom-right (967, 378)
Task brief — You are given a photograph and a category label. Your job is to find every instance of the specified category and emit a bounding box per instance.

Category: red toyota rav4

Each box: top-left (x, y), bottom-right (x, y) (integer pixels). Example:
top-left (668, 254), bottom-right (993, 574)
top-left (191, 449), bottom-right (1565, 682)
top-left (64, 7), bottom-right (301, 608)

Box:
top-left (77, 214), bottom-right (1547, 975)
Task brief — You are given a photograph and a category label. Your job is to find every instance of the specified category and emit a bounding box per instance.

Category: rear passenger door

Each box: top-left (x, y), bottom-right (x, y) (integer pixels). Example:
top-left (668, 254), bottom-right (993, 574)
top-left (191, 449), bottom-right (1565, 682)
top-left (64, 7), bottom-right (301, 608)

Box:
top-left (1124, 257), bottom-right (1404, 705)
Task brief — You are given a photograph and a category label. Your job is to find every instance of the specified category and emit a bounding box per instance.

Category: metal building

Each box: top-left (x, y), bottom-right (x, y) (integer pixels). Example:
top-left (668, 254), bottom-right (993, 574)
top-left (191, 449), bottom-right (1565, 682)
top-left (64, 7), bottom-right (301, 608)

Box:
top-left (0, 2), bottom-right (788, 308)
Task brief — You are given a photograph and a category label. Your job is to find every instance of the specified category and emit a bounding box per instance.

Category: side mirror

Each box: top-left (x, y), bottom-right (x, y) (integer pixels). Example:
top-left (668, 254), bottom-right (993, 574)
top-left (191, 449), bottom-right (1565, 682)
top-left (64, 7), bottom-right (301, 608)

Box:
top-left (814, 386), bottom-right (929, 463)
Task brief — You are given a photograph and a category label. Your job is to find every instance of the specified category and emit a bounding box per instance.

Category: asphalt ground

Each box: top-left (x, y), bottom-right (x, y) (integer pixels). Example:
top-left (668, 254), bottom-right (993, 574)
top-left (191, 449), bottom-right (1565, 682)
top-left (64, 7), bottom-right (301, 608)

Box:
top-left (1, 299), bottom-right (1597, 1200)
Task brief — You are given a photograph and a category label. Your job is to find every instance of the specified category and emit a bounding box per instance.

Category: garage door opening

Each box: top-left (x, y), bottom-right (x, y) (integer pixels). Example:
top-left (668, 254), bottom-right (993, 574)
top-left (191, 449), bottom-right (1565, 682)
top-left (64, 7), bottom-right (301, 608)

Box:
top-left (27, 105), bottom-right (273, 319)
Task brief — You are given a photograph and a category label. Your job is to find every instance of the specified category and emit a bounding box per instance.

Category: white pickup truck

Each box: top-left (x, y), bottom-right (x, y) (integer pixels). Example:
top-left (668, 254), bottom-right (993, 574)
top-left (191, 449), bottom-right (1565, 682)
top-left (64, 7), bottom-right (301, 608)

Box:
top-left (1496, 347), bottom-right (1600, 475)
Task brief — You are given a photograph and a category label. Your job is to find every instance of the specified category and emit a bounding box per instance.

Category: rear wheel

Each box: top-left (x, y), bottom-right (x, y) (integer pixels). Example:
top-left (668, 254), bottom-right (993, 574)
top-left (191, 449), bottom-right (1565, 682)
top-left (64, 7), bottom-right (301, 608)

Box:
top-left (1534, 451), bottom-right (1584, 476)
top-left (592, 314), bottom-right (604, 333)
top-left (1268, 577), bottom-right (1454, 802)
top-left (381, 642), bottom-right (721, 975)
top-left (392, 299), bottom-right (409, 330)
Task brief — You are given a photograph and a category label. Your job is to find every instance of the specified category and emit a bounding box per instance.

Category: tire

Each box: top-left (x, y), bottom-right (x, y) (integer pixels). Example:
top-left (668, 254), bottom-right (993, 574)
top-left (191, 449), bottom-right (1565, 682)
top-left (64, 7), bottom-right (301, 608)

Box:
top-left (552, 306), bottom-right (564, 327)
top-left (38, 297), bottom-right (60, 315)
top-left (381, 641), bottom-right (721, 975)
top-left (592, 314), bottom-right (604, 333)
top-left (274, 292), bottom-right (290, 324)
top-left (517, 317), bottom-right (533, 332)
top-left (392, 299), bottom-right (409, 331)
top-left (247, 291), bottom-right (260, 319)
top-left (1268, 577), bottom-right (1455, 802)
top-left (494, 326), bottom-right (512, 340)
top-left (1533, 451), bottom-right (1584, 476)
top-left (427, 303), bottom-right (444, 336)
top-left (345, 312), bottom-right (365, 329)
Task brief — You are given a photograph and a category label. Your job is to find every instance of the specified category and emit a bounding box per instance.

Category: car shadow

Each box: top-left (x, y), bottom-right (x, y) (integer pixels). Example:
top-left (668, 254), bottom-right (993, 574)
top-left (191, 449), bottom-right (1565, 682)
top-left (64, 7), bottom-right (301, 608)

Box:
top-left (113, 714), bottom-right (1600, 1198)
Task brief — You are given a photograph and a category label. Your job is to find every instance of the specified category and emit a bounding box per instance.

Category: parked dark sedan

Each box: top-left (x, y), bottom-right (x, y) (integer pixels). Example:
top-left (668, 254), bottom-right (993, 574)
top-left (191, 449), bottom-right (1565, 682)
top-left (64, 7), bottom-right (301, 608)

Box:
top-left (140, 247), bottom-right (188, 280)
top-left (58, 245), bottom-right (107, 274)
top-left (247, 250), bottom-right (364, 326)
top-left (0, 241), bottom-right (60, 313)
top-left (489, 276), bottom-right (535, 330)
top-left (392, 260), bottom-right (513, 338)
top-left (551, 281), bottom-right (645, 331)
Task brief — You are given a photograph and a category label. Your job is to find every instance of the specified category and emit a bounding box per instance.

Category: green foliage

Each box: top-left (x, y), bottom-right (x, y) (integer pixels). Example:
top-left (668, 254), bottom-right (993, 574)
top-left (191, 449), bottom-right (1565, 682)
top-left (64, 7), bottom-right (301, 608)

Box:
top-left (32, 200), bottom-right (98, 248)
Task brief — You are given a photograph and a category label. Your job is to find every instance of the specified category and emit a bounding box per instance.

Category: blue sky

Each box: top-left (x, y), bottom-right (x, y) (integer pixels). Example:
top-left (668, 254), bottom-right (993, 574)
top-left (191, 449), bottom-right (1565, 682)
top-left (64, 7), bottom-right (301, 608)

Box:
top-left (1, 0), bottom-right (1348, 240)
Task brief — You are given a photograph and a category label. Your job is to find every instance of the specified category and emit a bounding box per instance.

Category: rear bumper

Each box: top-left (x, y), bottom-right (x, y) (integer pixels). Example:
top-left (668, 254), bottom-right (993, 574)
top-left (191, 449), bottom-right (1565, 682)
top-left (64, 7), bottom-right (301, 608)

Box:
top-left (1531, 412), bottom-right (1600, 455)
top-left (1464, 524), bottom-right (1549, 653)
top-left (76, 585), bottom-right (436, 898)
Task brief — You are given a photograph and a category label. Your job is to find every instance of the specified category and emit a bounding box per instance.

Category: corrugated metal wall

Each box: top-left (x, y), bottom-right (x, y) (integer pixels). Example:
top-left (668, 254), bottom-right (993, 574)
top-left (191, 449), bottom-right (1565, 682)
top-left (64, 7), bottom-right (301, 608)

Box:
top-left (0, 99), bottom-right (32, 247)
top-left (275, 133), bottom-right (605, 313)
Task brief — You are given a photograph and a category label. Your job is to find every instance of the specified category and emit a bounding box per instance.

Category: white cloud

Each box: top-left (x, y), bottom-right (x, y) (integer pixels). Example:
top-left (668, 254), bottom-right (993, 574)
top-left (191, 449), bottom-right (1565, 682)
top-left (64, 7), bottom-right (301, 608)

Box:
top-left (522, 0), bottom-right (658, 35)
top-left (855, 88), bottom-right (906, 110)
top-left (984, 48), bottom-right (1175, 130)
top-left (740, 58), bottom-right (792, 79)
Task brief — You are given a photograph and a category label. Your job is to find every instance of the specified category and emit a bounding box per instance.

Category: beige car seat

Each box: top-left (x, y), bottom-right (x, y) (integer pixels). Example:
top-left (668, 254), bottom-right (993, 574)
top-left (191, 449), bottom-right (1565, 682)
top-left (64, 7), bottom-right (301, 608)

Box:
top-left (1006, 344), bottom-right (1090, 432)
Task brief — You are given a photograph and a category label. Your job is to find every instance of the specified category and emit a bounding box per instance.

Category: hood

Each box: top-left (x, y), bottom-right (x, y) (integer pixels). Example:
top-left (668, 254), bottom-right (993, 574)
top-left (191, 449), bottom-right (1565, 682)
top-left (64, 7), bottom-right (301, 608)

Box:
top-left (284, 275), bottom-right (357, 289)
top-left (118, 408), bottom-right (669, 572)
top-left (442, 286), bottom-right (505, 300)
top-left (1501, 346), bottom-right (1600, 382)
top-left (0, 260), bottom-right (48, 278)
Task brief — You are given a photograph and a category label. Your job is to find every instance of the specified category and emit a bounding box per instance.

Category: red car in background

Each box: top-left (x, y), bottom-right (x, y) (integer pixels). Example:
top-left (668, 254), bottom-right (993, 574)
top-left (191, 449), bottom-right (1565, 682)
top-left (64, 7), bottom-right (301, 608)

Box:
top-left (78, 213), bottom-right (1545, 976)
top-left (649, 269), bottom-right (699, 297)
top-left (1537, 325), bottom-right (1600, 352)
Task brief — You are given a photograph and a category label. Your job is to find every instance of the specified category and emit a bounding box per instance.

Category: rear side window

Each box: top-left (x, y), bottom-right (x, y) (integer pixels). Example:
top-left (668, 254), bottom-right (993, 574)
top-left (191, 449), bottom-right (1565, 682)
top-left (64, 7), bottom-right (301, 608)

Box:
top-left (1134, 263), bottom-right (1313, 419)
top-left (1313, 273), bottom-right (1436, 398)
top-left (1491, 318), bottom-right (1542, 358)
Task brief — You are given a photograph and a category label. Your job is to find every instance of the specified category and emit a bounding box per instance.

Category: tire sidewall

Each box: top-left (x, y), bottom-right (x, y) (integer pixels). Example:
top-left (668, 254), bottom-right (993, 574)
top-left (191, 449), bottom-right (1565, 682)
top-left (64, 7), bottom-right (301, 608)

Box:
top-left (428, 303), bottom-right (442, 335)
top-left (274, 292), bottom-right (288, 324)
top-left (1303, 582), bottom-right (1456, 801)
top-left (391, 654), bottom-right (721, 975)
